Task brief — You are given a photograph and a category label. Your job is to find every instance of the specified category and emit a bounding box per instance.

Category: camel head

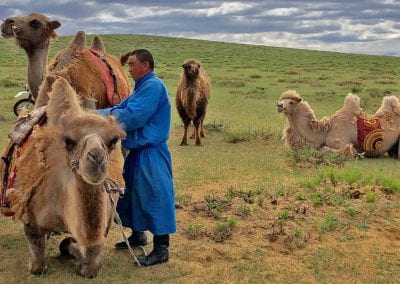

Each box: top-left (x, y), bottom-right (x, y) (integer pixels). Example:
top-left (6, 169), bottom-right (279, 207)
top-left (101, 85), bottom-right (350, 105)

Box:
top-left (48, 77), bottom-right (126, 186)
top-left (276, 90), bottom-right (303, 114)
top-left (182, 59), bottom-right (201, 80)
top-left (1, 13), bottom-right (60, 52)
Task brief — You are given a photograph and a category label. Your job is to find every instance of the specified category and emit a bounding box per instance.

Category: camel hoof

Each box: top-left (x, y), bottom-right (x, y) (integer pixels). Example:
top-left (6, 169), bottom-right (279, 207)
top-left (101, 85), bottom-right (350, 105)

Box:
top-left (59, 237), bottom-right (76, 257)
top-left (180, 142), bottom-right (188, 146)
top-left (79, 264), bottom-right (98, 278)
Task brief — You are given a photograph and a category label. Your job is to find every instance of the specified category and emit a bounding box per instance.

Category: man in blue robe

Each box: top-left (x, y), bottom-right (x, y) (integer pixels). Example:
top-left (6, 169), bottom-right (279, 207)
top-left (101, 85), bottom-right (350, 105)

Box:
top-left (98, 49), bottom-right (176, 266)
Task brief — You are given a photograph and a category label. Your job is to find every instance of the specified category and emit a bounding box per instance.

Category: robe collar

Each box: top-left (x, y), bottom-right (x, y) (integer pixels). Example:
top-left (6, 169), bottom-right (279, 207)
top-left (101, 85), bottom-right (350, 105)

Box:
top-left (134, 71), bottom-right (155, 91)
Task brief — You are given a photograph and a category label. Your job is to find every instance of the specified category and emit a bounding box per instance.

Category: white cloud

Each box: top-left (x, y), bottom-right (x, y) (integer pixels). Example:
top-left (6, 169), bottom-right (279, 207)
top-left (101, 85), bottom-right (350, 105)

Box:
top-left (201, 2), bottom-right (253, 16)
top-left (1, 1), bottom-right (399, 56)
top-left (260, 8), bottom-right (299, 16)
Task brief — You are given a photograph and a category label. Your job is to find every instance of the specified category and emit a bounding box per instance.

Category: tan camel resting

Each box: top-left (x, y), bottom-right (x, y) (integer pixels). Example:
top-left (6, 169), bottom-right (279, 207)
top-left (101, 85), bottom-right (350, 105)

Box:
top-left (1, 13), bottom-right (130, 108)
top-left (4, 77), bottom-right (126, 278)
top-left (276, 90), bottom-right (400, 157)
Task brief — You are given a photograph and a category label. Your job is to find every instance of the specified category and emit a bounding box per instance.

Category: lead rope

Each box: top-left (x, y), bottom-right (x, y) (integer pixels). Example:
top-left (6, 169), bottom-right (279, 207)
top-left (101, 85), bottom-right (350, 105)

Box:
top-left (104, 178), bottom-right (146, 266)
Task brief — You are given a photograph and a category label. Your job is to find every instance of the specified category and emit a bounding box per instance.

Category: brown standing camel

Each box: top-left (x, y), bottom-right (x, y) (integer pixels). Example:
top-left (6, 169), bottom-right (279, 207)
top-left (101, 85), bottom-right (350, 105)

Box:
top-left (176, 59), bottom-right (211, 146)
top-left (1, 13), bottom-right (130, 108)
top-left (5, 77), bottom-right (126, 278)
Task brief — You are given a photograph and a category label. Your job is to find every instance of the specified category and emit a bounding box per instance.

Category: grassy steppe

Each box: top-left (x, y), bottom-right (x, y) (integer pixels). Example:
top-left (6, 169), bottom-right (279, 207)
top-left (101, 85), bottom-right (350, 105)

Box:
top-left (0, 34), bottom-right (400, 283)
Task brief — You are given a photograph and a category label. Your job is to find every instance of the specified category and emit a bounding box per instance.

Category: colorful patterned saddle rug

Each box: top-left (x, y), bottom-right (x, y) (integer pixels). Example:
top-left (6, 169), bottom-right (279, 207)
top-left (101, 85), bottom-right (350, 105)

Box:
top-left (356, 114), bottom-right (383, 153)
top-left (0, 107), bottom-right (47, 216)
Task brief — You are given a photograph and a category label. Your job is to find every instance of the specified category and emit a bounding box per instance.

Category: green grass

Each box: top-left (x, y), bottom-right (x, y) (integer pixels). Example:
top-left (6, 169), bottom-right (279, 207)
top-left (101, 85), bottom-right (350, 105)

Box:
top-left (1, 33), bottom-right (400, 282)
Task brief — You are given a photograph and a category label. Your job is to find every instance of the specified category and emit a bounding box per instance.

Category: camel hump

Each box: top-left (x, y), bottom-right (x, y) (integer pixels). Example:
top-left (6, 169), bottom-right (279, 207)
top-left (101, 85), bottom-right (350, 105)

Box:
top-left (91, 36), bottom-right (106, 54)
top-left (50, 31), bottom-right (86, 72)
top-left (343, 93), bottom-right (361, 113)
top-left (71, 31), bottom-right (86, 49)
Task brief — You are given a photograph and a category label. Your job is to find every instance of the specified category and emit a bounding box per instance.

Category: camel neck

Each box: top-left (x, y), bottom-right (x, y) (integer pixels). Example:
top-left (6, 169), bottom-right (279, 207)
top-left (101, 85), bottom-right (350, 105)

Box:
top-left (26, 46), bottom-right (49, 100)
top-left (73, 177), bottom-right (107, 241)
top-left (289, 110), bottom-right (326, 147)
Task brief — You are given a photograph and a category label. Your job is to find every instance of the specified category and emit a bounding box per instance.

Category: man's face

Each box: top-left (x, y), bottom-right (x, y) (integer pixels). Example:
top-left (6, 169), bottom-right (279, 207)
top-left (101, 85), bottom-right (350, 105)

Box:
top-left (127, 55), bottom-right (150, 81)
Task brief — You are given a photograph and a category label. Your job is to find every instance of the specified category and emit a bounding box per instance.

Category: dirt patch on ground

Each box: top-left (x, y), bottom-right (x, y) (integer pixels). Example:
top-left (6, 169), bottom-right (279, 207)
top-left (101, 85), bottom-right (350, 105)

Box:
top-left (172, 181), bottom-right (400, 282)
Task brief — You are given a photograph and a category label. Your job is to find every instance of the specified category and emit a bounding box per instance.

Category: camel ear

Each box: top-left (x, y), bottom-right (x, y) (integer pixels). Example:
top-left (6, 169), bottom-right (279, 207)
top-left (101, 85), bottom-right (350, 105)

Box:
top-left (106, 115), bottom-right (116, 124)
top-left (120, 53), bottom-right (130, 65)
top-left (48, 20), bottom-right (61, 30)
top-left (106, 116), bottom-right (126, 138)
top-left (91, 36), bottom-right (106, 53)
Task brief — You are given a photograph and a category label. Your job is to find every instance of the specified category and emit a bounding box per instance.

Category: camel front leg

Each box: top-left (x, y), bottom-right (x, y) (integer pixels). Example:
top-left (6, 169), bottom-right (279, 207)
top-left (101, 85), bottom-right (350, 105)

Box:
top-left (24, 223), bottom-right (47, 275)
top-left (321, 144), bottom-right (357, 157)
top-left (79, 244), bottom-right (102, 278)
top-left (180, 120), bottom-right (190, 146)
top-left (200, 119), bottom-right (206, 138)
top-left (193, 119), bottom-right (202, 146)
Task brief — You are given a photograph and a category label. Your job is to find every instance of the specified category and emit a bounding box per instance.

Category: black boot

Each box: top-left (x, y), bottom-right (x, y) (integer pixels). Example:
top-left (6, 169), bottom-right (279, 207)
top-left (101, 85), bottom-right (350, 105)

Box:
top-left (115, 231), bottom-right (147, 249)
top-left (138, 234), bottom-right (169, 266)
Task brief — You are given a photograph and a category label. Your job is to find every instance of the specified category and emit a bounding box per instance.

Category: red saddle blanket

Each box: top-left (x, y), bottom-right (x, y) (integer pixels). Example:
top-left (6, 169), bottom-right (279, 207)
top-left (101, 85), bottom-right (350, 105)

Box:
top-left (88, 49), bottom-right (121, 106)
top-left (1, 107), bottom-right (47, 217)
top-left (356, 114), bottom-right (383, 152)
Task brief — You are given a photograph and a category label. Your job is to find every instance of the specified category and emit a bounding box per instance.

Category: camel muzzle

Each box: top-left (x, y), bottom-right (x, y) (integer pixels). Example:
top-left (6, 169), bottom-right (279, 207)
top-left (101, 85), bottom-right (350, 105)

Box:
top-left (276, 102), bottom-right (285, 112)
top-left (87, 150), bottom-right (107, 166)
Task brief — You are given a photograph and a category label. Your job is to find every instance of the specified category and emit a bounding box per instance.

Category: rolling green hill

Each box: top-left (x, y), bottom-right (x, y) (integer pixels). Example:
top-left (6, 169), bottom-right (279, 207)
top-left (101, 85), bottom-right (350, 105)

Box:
top-left (0, 34), bottom-right (400, 283)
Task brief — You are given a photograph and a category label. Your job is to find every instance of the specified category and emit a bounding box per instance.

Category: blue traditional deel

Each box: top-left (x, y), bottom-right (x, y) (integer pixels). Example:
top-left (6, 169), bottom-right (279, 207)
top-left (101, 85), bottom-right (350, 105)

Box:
top-left (98, 71), bottom-right (176, 235)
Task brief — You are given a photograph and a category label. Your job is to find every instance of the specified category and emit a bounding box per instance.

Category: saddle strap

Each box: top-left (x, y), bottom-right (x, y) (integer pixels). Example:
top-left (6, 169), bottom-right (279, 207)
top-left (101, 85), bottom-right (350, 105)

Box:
top-left (1, 143), bottom-right (16, 207)
top-left (89, 49), bottom-right (121, 106)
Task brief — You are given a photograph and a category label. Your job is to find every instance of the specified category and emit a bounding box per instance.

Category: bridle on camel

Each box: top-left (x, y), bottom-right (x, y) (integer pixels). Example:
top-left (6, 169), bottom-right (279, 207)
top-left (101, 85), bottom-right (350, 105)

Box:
top-left (70, 133), bottom-right (110, 185)
top-left (103, 178), bottom-right (146, 266)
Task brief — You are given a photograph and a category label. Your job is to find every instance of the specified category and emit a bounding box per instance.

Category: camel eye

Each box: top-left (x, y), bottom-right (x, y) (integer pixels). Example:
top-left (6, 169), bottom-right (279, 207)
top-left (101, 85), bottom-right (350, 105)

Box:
top-left (107, 137), bottom-right (119, 150)
top-left (63, 136), bottom-right (77, 152)
top-left (29, 19), bottom-right (42, 29)
top-left (290, 101), bottom-right (294, 105)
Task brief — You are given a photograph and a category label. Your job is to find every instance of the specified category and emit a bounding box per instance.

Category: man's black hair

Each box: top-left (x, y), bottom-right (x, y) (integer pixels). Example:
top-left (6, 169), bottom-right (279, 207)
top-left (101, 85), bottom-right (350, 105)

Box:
top-left (120, 49), bottom-right (154, 69)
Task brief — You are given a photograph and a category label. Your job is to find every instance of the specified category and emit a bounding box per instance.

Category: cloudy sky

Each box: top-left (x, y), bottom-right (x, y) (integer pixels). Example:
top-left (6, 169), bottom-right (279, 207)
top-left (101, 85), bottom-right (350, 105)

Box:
top-left (1, 0), bottom-right (400, 56)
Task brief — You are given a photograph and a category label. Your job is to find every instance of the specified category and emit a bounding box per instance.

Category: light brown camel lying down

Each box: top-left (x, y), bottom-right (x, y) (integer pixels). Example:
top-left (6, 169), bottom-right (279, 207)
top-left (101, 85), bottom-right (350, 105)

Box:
top-left (276, 90), bottom-right (400, 157)
top-left (5, 77), bottom-right (126, 278)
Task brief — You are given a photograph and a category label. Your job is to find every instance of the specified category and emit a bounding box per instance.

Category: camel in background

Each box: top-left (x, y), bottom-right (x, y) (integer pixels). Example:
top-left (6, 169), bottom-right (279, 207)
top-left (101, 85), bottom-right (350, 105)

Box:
top-left (176, 59), bottom-right (211, 146)
top-left (276, 90), bottom-right (400, 158)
